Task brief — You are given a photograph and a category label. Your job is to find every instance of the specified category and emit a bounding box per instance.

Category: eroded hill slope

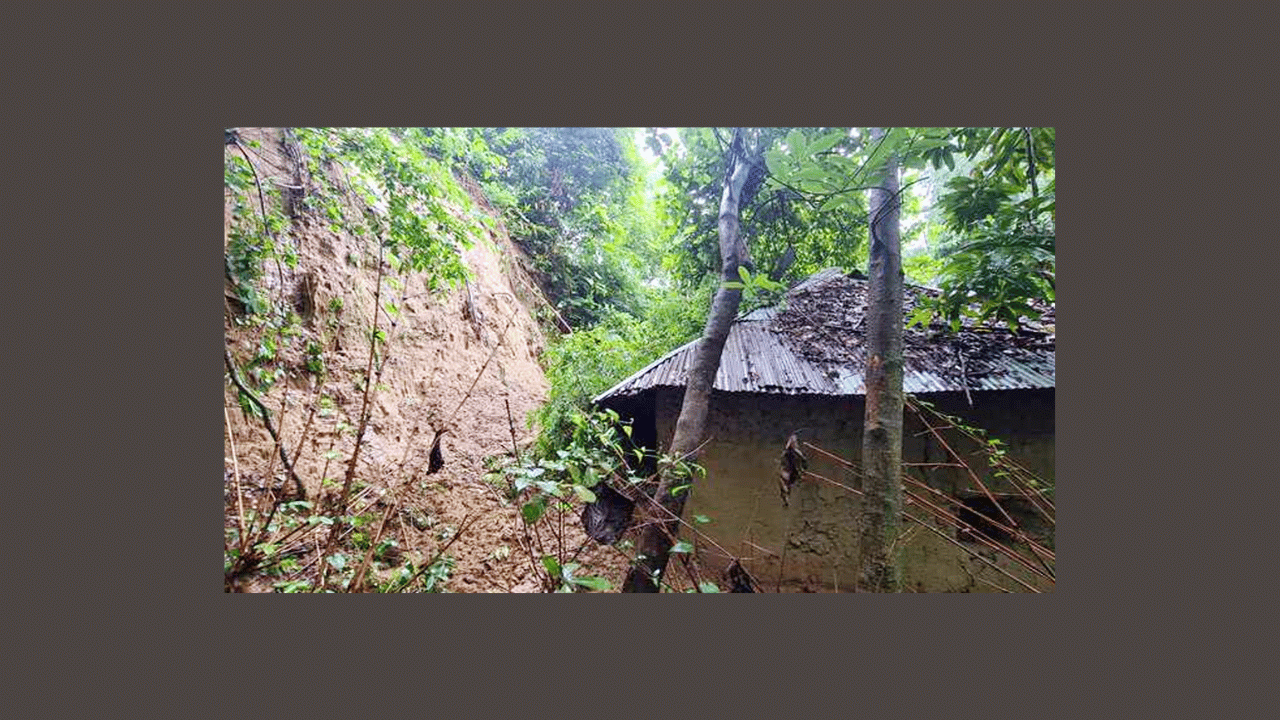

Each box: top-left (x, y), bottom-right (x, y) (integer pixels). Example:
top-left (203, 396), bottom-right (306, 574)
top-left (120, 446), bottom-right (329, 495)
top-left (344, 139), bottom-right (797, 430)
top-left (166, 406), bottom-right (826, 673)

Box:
top-left (224, 128), bottom-right (626, 592)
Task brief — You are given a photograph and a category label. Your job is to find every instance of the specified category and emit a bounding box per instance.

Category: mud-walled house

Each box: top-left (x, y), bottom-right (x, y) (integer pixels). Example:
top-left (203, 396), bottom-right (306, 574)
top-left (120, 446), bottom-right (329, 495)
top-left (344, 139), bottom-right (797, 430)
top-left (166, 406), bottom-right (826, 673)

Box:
top-left (593, 269), bottom-right (1055, 592)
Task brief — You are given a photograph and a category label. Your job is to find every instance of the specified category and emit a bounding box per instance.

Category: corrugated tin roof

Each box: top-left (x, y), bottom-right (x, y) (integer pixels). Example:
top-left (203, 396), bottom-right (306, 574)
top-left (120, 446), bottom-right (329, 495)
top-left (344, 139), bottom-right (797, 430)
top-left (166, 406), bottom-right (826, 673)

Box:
top-left (594, 270), bottom-right (1055, 403)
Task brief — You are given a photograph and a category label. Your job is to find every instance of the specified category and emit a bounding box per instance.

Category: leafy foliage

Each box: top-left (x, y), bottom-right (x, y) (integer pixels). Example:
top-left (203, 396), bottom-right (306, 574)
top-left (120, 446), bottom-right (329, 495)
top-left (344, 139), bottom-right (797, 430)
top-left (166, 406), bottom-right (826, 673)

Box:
top-left (478, 128), bottom-right (658, 328)
top-left (655, 127), bottom-right (873, 290)
top-left (225, 128), bottom-right (500, 399)
top-left (490, 408), bottom-right (649, 591)
top-left (488, 405), bottom-right (712, 592)
top-left (293, 127), bottom-right (496, 291)
top-left (655, 127), bottom-right (985, 293)
top-left (677, 126), bottom-right (1057, 331)
top-left (722, 264), bottom-right (785, 316)
top-left (532, 281), bottom-right (710, 454)
top-left (224, 497), bottom-right (458, 593)
top-left (913, 127), bottom-right (1055, 330)
top-left (224, 151), bottom-right (290, 317)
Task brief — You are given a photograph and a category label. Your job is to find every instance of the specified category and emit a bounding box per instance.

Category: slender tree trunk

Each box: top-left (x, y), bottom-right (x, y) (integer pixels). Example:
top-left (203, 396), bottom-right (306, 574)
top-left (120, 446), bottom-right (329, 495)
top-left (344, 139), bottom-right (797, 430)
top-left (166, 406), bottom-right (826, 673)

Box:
top-left (857, 128), bottom-right (905, 592)
top-left (1022, 127), bottom-right (1038, 199)
top-left (622, 130), bottom-right (755, 592)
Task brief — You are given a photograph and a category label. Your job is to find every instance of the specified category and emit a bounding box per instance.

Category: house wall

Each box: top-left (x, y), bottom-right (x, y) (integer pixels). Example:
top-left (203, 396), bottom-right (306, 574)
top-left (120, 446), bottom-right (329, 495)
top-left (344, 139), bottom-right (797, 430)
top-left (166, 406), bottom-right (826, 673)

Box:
top-left (651, 387), bottom-right (1054, 592)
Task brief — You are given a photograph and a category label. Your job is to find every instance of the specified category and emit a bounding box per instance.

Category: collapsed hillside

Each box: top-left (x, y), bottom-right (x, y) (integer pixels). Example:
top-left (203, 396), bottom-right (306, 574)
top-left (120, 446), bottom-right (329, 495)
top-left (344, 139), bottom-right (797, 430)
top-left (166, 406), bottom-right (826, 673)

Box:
top-left (223, 128), bottom-right (628, 592)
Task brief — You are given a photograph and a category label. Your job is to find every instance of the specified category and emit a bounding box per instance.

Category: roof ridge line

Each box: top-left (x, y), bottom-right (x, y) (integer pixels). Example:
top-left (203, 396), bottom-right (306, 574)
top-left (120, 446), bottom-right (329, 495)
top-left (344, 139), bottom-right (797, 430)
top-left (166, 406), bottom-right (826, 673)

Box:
top-left (590, 336), bottom-right (702, 405)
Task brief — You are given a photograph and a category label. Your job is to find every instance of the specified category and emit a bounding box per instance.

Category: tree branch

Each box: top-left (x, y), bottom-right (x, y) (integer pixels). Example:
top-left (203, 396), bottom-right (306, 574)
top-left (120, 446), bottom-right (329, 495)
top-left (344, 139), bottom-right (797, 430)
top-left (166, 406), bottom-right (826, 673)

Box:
top-left (1022, 127), bottom-right (1039, 200)
top-left (224, 348), bottom-right (306, 498)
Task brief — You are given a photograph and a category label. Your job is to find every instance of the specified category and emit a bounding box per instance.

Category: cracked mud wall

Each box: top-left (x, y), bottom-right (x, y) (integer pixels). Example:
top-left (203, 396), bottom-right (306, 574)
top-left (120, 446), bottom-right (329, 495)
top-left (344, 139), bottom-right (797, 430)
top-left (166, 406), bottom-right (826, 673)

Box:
top-left (653, 387), bottom-right (1054, 592)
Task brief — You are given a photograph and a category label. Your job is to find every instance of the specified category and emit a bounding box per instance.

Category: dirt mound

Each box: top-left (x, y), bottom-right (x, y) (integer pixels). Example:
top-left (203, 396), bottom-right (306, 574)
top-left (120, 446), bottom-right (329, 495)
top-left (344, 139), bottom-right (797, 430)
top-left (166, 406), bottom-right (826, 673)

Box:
top-left (224, 128), bottom-right (629, 592)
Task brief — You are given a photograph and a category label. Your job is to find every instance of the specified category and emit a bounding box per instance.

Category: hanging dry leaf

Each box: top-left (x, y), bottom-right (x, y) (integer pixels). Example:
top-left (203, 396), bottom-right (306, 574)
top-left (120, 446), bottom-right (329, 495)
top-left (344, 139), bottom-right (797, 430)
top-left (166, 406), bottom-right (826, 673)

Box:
top-left (426, 428), bottom-right (447, 474)
top-left (777, 432), bottom-right (807, 507)
top-left (726, 559), bottom-right (760, 593)
top-left (580, 483), bottom-right (635, 545)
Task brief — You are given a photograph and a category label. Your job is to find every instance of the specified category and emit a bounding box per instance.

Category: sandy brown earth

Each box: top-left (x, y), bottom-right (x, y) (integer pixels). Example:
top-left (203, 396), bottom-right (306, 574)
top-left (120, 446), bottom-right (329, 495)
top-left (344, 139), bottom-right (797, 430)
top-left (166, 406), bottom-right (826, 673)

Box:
top-left (224, 128), bottom-right (632, 592)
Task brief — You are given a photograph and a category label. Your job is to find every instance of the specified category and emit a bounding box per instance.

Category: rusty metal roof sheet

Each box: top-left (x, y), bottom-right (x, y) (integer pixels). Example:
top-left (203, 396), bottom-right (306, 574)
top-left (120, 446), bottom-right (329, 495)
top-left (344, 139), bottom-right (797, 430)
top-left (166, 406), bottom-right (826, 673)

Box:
top-left (594, 270), bottom-right (1055, 403)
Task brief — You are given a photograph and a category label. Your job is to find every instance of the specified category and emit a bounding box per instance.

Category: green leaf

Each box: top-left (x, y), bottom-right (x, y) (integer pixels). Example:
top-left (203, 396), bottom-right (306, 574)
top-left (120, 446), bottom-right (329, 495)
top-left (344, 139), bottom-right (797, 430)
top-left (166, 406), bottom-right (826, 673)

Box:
top-left (573, 576), bottom-right (612, 591)
top-left (785, 130), bottom-right (807, 156)
top-left (534, 480), bottom-right (564, 497)
top-left (521, 499), bottom-right (545, 524)
top-left (798, 167), bottom-right (833, 184)
top-left (808, 130), bottom-right (846, 156)
top-left (737, 265), bottom-right (751, 284)
top-left (698, 581), bottom-right (721, 593)
top-left (756, 276), bottom-right (783, 292)
top-left (764, 149), bottom-right (788, 175)
top-left (671, 541), bottom-right (694, 554)
top-left (906, 306), bottom-right (934, 329)
top-left (721, 281), bottom-right (745, 290)
top-left (693, 514), bottom-right (710, 524)
top-left (820, 194), bottom-right (852, 213)
top-left (273, 579), bottom-right (312, 593)
top-left (572, 485), bottom-right (597, 503)
top-left (862, 127), bottom-right (907, 179)
top-left (910, 136), bottom-right (949, 152)
top-left (327, 553), bottom-right (347, 571)
top-left (542, 555), bottom-right (561, 578)
top-left (825, 153), bottom-right (859, 174)
top-left (670, 484), bottom-right (690, 497)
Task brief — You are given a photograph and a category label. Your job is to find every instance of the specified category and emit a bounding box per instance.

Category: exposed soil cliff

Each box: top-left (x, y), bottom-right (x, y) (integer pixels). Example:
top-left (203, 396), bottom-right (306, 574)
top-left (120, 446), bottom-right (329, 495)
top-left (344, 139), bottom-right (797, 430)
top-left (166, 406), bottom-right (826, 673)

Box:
top-left (224, 128), bottom-right (627, 592)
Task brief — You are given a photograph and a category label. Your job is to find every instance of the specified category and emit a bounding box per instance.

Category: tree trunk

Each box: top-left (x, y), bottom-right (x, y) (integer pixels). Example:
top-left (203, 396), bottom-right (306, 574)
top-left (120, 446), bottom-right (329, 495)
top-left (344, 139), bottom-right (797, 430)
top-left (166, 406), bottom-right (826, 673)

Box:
top-left (622, 130), bottom-right (755, 592)
top-left (857, 127), bottom-right (905, 592)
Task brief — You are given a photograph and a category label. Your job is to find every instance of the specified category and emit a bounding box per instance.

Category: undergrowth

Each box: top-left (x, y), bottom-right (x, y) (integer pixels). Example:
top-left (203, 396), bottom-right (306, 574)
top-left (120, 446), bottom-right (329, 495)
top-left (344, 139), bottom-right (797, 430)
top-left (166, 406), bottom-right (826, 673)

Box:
top-left (224, 498), bottom-right (456, 593)
top-left (531, 278), bottom-right (712, 456)
top-left (486, 406), bottom-right (717, 592)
